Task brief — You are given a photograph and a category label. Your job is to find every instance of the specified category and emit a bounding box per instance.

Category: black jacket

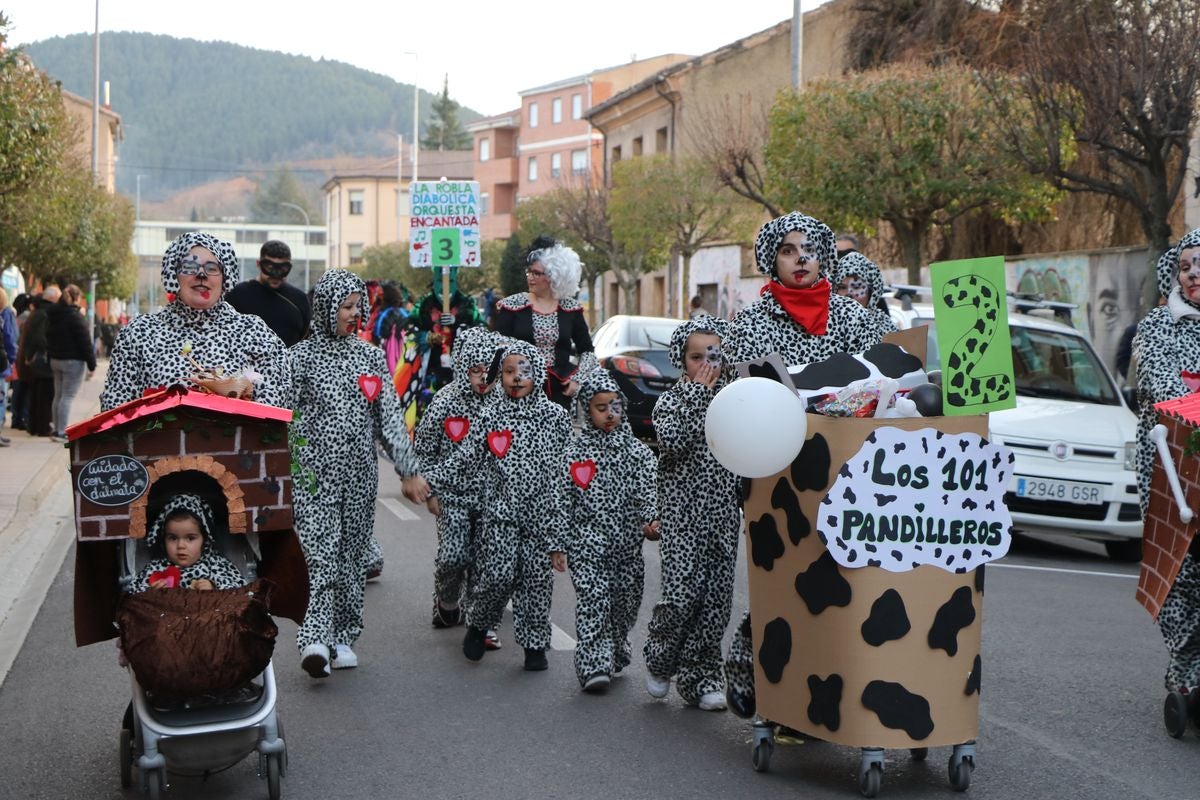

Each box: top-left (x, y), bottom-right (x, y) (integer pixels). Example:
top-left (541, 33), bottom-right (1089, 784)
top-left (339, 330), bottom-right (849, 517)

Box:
top-left (494, 292), bottom-right (595, 405)
top-left (45, 301), bottom-right (97, 371)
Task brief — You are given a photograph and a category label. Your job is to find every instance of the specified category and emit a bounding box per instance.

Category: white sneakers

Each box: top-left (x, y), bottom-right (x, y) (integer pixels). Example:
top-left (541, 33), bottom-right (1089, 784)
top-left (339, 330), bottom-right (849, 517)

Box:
top-left (645, 673), bottom-right (671, 698)
top-left (300, 643), bottom-right (330, 678)
top-left (331, 644), bottom-right (358, 669)
top-left (582, 674), bottom-right (611, 693)
top-left (698, 691), bottom-right (727, 711)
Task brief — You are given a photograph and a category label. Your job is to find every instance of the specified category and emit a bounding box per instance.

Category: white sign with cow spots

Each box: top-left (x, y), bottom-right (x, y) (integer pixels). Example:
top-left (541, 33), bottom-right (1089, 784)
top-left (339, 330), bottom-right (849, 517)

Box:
top-left (817, 426), bottom-right (1014, 573)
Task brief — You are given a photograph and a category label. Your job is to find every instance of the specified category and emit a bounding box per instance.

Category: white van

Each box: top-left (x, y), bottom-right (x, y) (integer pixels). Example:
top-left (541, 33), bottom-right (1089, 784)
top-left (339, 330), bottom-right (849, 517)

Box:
top-left (890, 297), bottom-right (1142, 560)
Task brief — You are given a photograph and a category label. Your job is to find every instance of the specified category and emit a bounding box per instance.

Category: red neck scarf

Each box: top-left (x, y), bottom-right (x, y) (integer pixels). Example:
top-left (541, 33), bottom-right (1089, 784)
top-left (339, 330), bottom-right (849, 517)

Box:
top-left (762, 278), bottom-right (830, 335)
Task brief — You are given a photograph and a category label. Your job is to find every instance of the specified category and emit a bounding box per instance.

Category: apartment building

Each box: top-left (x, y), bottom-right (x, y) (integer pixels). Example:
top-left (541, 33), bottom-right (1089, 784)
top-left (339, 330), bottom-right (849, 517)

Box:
top-left (61, 88), bottom-right (123, 194)
top-left (467, 111), bottom-right (520, 241)
top-left (322, 150), bottom-right (474, 268)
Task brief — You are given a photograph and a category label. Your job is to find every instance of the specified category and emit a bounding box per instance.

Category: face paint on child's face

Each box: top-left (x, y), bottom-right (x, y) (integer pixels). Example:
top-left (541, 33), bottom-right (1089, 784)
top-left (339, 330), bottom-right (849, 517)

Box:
top-left (336, 292), bottom-right (362, 336)
top-left (164, 516), bottom-right (204, 569)
top-left (588, 391), bottom-right (623, 432)
top-left (467, 364), bottom-right (492, 394)
top-left (502, 354), bottom-right (535, 397)
top-left (1180, 248), bottom-right (1200, 302)
top-left (836, 275), bottom-right (869, 306)
top-left (683, 333), bottom-right (723, 381)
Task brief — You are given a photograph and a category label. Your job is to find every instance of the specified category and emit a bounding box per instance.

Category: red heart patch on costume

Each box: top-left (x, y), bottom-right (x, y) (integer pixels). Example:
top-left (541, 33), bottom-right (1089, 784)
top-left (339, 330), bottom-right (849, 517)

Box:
top-left (487, 429), bottom-right (513, 458)
top-left (149, 565), bottom-right (182, 588)
top-left (570, 459), bottom-right (597, 489)
top-left (444, 416), bottom-right (469, 443)
top-left (1184, 370), bottom-right (1200, 392)
top-left (358, 374), bottom-right (382, 403)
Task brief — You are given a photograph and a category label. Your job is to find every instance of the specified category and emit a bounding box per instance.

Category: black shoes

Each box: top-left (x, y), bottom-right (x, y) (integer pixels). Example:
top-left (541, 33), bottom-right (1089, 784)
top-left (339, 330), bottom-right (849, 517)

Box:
top-left (432, 602), bottom-right (463, 629)
top-left (463, 626), bottom-right (486, 661)
top-left (523, 648), bottom-right (548, 671)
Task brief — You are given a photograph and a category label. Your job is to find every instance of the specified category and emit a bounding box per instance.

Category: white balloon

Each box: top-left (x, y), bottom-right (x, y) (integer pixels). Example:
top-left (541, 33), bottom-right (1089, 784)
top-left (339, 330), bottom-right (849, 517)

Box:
top-left (705, 377), bottom-right (808, 478)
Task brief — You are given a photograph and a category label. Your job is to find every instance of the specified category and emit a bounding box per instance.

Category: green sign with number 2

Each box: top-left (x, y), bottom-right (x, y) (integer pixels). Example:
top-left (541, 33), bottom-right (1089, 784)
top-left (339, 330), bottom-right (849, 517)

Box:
top-left (431, 229), bottom-right (460, 267)
top-left (930, 256), bottom-right (1017, 416)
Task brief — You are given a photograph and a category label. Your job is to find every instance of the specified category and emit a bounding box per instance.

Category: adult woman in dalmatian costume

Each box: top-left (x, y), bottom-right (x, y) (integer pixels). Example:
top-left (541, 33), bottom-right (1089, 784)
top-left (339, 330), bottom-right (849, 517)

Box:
top-left (549, 368), bottom-right (658, 692)
top-left (100, 231), bottom-right (290, 411)
top-left (724, 212), bottom-right (883, 717)
top-left (414, 325), bottom-right (504, 628)
top-left (493, 236), bottom-right (598, 410)
top-left (1134, 227), bottom-right (1200, 691)
top-left (289, 269), bottom-right (429, 678)
top-left (830, 250), bottom-right (898, 339)
top-left (424, 338), bottom-right (572, 671)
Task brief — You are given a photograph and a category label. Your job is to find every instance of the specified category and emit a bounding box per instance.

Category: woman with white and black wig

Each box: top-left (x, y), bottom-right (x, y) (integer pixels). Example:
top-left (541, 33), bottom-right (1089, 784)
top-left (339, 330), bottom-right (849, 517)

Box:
top-left (493, 236), bottom-right (597, 409)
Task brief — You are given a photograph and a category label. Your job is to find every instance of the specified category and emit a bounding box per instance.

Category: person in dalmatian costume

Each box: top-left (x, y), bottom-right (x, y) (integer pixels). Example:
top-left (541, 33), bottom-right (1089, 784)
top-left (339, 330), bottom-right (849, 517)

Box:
top-left (643, 315), bottom-right (741, 710)
top-left (724, 212), bottom-right (884, 718)
top-left (1134, 228), bottom-right (1200, 691)
top-left (414, 325), bottom-right (505, 630)
top-left (101, 231), bottom-right (291, 412)
top-left (423, 338), bottom-right (571, 671)
top-left (130, 493), bottom-right (245, 593)
top-left (289, 269), bottom-right (430, 679)
top-left (549, 369), bottom-right (659, 693)
top-left (830, 250), bottom-right (898, 338)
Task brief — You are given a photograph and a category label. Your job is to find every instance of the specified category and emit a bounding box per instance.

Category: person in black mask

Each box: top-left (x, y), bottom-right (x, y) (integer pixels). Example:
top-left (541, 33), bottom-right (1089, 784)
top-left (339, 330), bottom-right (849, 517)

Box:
top-left (227, 240), bottom-right (312, 347)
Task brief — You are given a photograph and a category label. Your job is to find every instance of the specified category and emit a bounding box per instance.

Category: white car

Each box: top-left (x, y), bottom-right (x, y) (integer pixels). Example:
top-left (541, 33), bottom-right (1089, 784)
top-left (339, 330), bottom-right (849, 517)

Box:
top-left (890, 298), bottom-right (1142, 560)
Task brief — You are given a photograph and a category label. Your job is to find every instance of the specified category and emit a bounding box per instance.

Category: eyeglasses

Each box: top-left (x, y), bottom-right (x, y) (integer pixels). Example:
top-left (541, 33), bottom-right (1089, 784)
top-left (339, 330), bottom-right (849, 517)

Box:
top-left (177, 257), bottom-right (223, 277)
top-left (525, 269), bottom-right (546, 278)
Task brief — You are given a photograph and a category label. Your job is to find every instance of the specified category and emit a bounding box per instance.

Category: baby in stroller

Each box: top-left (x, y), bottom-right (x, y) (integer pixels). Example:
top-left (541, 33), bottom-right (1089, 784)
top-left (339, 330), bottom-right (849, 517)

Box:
top-left (117, 487), bottom-right (287, 799)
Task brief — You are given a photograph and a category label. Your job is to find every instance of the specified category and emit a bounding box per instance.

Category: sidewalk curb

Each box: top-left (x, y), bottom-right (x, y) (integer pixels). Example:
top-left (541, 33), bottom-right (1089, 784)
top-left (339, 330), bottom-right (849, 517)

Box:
top-left (14, 446), bottom-right (70, 515)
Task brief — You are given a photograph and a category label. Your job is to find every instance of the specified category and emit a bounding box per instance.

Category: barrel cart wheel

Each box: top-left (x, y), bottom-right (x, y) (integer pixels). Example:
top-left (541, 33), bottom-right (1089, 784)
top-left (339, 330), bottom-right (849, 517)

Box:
top-left (948, 742), bottom-right (977, 792)
top-left (1164, 691), bottom-right (1189, 739)
top-left (858, 748), bottom-right (884, 798)
top-left (751, 720), bottom-right (774, 773)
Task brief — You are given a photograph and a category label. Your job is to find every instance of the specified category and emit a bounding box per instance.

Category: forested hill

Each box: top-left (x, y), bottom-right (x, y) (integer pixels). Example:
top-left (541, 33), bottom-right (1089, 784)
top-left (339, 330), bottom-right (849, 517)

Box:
top-left (23, 32), bottom-right (480, 195)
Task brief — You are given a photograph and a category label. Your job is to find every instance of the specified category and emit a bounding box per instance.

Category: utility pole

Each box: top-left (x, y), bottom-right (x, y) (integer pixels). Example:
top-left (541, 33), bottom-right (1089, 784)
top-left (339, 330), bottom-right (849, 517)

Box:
top-left (404, 51), bottom-right (420, 182)
top-left (279, 202), bottom-right (311, 292)
top-left (91, 0), bottom-right (100, 183)
top-left (792, 0), bottom-right (803, 89)
top-left (134, 174), bottom-right (146, 315)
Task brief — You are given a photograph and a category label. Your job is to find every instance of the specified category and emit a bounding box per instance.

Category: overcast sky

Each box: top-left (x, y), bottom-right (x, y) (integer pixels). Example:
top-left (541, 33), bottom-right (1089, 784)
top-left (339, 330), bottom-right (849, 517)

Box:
top-left (5, 0), bottom-right (828, 115)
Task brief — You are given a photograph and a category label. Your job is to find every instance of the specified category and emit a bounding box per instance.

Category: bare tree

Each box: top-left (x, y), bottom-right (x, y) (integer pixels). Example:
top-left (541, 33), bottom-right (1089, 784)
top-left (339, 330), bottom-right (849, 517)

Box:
top-left (689, 95), bottom-right (782, 218)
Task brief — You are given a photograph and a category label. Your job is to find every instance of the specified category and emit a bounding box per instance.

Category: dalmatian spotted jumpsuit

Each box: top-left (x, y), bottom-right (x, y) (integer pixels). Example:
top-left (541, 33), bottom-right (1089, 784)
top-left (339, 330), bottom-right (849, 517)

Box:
top-left (724, 212), bottom-right (883, 710)
top-left (830, 250), bottom-right (898, 340)
top-left (130, 493), bottom-right (245, 593)
top-left (424, 339), bottom-right (571, 652)
top-left (1134, 228), bottom-right (1200, 690)
top-left (551, 369), bottom-right (658, 685)
top-left (289, 269), bottom-right (421, 656)
top-left (643, 316), bottom-right (742, 704)
top-left (413, 326), bottom-right (502, 612)
top-left (101, 231), bottom-right (290, 412)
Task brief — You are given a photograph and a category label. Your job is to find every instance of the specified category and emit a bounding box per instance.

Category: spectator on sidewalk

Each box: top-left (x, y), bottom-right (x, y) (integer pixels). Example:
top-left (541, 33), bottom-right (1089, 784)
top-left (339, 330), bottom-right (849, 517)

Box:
top-left (8, 293), bottom-right (32, 432)
top-left (0, 288), bottom-right (16, 446)
top-left (16, 287), bottom-right (60, 437)
top-left (46, 284), bottom-right (97, 441)
top-left (225, 240), bottom-right (312, 347)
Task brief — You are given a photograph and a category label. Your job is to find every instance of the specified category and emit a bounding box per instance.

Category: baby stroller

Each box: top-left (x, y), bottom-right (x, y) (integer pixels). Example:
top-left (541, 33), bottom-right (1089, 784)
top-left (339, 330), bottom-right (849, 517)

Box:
top-left (116, 487), bottom-right (287, 800)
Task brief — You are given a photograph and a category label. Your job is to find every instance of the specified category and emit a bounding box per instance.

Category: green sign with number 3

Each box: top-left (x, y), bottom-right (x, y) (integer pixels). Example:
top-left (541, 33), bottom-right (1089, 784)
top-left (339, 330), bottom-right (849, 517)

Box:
top-left (930, 256), bottom-right (1017, 415)
top-left (431, 228), bottom-right (460, 267)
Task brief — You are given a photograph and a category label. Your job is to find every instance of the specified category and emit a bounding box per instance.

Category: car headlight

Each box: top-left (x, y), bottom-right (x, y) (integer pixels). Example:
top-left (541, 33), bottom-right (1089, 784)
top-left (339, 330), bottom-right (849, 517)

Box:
top-left (1124, 442), bottom-right (1137, 471)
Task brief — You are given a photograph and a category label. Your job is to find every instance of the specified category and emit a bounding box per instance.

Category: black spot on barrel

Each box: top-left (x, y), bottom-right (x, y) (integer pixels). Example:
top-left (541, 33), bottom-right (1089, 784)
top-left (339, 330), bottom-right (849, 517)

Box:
top-left (928, 586), bottom-right (977, 656)
top-left (748, 513), bottom-right (786, 572)
top-left (974, 565), bottom-right (985, 594)
top-left (861, 589), bottom-right (911, 647)
top-left (795, 551), bottom-right (852, 615)
top-left (965, 654), bottom-right (982, 696)
top-left (758, 618), bottom-right (792, 684)
top-left (792, 434), bottom-right (831, 492)
top-left (861, 680), bottom-right (934, 740)
top-left (771, 477), bottom-right (810, 544)
top-left (807, 674), bottom-right (843, 731)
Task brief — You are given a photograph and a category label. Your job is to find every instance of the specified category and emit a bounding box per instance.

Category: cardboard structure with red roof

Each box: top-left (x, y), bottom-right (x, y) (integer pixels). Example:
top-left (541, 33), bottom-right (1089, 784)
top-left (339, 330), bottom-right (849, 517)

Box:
top-left (1139, 393), bottom-right (1200, 617)
top-left (67, 387), bottom-right (309, 646)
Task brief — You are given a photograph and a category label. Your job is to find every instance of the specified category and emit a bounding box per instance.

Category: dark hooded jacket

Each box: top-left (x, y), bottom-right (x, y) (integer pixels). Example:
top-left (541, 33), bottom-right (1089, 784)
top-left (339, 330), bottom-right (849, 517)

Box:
top-left (130, 493), bottom-right (245, 593)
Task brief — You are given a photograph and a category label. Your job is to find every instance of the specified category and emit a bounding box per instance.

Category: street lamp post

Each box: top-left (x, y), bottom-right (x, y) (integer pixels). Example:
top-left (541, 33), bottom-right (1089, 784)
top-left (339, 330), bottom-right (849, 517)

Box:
top-left (278, 202), bottom-right (311, 291)
top-left (403, 51), bottom-right (419, 182)
top-left (134, 174), bottom-right (146, 315)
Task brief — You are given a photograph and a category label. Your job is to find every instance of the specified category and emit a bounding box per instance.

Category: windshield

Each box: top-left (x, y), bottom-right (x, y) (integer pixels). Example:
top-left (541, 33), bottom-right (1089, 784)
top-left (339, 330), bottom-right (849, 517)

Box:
top-left (630, 319), bottom-right (682, 350)
top-left (914, 318), bottom-right (1120, 405)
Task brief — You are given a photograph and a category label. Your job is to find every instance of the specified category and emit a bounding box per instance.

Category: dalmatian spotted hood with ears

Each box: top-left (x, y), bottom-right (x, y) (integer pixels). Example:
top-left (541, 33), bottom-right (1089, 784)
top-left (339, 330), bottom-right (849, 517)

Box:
top-left (668, 314), bottom-right (733, 390)
top-left (453, 326), bottom-right (506, 396)
top-left (1158, 228), bottom-right (1200, 315)
top-left (130, 493), bottom-right (245, 592)
top-left (831, 251), bottom-right (897, 336)
top-left (573, 368), bottom-right (634, 441)
top-left (310, 268), bottom-right (370, 339)
top-left (495, 338), bottom-right (549, 413)
top-left (160, 231), bottom-right (242, 299)
top-left (754, 212), bottom-right (838, 279)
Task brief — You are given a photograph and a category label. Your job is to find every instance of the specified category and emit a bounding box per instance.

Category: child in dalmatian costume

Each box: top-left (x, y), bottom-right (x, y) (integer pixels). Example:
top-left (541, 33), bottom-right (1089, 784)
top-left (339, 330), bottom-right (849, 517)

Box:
top-left (1134, 228), bottom-right (1200, 691)
top-left (414, 325), bottom-right (504, 629)
top-left (643, 315), bottom-right (741, 710)
top-left (830, 250), bottom-right (898, 339)
top-left (424, 338), bottom-right (571, 671)
top-left (724, 212), bottom-right (883, 717)
top-left (130, 493), bottom-right (245, 593)
top-left (549, 369), bottom-right (659, 692)
top-left (101, 231), bottom-right (290, 412)
top-left (289, 269), bottom-right (429, 678)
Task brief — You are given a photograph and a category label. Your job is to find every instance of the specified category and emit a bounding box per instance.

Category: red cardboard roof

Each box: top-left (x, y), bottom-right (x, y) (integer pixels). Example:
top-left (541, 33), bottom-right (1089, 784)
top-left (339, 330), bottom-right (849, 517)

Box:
top-left (66, 386), bottom-right (293, 441)
top-left (1154, 392), bottom-right (1200, 426)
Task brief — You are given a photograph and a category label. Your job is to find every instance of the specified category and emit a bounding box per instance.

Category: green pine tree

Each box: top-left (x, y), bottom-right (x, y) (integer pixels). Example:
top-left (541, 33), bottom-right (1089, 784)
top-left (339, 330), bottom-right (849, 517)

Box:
top-left (499, 234), bottom-right (525, 297)
top-left (421, 74), bottom-right (472, 151)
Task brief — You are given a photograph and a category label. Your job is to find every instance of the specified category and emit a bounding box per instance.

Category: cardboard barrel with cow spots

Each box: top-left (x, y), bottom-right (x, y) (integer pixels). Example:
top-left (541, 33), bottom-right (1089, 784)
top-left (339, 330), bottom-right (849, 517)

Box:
top-left (744, 414), bottom-right (994, 749)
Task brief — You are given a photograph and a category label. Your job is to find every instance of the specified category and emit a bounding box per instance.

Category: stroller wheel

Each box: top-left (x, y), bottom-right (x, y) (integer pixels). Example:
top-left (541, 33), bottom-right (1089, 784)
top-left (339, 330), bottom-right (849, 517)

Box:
top-left (146, 769), bottom-right (163, 800)
top-left (119, 728), bottom-right (133, 788)
top-left (266, 753), bottom-right (282, 800)
top-left (1165, 691), bottom-right (1189, 738)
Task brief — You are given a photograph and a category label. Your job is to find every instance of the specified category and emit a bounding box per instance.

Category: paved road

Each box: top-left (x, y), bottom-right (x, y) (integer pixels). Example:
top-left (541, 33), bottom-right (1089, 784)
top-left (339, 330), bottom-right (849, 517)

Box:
top-left (0, 468), bottom-right (1192, 799)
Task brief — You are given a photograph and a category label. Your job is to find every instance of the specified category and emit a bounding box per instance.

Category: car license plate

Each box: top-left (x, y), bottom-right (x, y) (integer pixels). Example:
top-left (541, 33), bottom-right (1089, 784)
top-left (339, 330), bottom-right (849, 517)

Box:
top-left (1015, 477), bottom-right (1103, 505)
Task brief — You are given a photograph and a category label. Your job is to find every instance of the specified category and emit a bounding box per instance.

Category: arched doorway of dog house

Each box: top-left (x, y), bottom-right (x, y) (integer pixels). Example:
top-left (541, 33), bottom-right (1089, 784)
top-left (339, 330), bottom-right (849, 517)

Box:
top-left (142, 470), bottom-right (257, 580)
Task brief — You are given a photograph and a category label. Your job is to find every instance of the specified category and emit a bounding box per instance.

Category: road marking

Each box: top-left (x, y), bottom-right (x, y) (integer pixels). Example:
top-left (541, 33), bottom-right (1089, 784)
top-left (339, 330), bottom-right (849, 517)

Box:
top-left (504, 600), bottom-right (577, 650)
top-left (990, 562), bottom-right (1136, 579)
top-left (379, 496), bottom-right (420, 522)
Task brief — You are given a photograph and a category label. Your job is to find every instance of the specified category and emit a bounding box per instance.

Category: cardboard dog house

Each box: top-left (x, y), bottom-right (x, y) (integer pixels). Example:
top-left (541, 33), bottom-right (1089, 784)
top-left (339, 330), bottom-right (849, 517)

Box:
top-left (66, 387), bottom-right (309, 646)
